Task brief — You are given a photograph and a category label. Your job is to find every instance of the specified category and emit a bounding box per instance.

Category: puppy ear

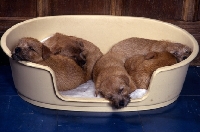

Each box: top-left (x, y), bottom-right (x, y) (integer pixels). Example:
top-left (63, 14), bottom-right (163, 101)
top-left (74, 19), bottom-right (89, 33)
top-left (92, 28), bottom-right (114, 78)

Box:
top-left (76, 40), bottom-right (87, 60)
top-left (78, 41), bottom-right (84, 48)
top-left (166, 45), bottom-right (178, 54)
top-left (167, 48), bottom-right (179, 58)
top-left (145, 52), bottom-right (157, 60)
top-left (42, 45), bottom-right (51, 60)
top-left (53, 47), bottom-right (62, 55)
top-left (80, 50), bottom-right (87, 61)
top-left (126, 59), bottom-right (136, 71)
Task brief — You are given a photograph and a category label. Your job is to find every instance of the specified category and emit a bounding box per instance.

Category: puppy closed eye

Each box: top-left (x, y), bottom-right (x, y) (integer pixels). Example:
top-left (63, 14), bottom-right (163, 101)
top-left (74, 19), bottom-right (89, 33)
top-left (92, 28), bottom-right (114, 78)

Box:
top-left (28, 46), bottom-right (35, 51)
top-left (185, 51), bottom-right (190, 54)
top-left (118, 87), bottom-right (124, 94)
top-left (185, 49), bottom-right (191, 54)
top-left (172, 51), bottom-right (178, 56)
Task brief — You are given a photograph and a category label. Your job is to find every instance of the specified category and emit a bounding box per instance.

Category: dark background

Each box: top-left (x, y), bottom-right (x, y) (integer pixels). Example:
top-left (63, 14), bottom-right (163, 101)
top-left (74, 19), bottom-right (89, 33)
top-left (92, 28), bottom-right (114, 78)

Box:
top-left (1, 0), bottom-right (200, 65)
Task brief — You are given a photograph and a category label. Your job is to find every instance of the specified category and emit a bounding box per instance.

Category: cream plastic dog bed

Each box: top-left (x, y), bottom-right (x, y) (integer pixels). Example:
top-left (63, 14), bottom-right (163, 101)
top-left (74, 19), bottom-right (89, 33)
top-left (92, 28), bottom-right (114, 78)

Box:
top-left (1, 15), bottom-right (199, 112)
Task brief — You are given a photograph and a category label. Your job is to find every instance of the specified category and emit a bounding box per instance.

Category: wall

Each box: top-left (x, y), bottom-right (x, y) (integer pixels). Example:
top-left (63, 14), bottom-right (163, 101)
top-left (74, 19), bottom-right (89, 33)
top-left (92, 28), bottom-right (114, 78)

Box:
top-left (0, 0), bottom-right (199, 65)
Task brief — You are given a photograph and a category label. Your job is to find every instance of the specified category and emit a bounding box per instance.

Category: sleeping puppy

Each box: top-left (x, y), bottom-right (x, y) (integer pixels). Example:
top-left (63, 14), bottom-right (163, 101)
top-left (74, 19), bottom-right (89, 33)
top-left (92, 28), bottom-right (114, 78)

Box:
top-left (110, 37), bottom-right (192, 62)
top-left (125, 51), bottom-right (177, 89)
top-left (44, 33), bottom-right (103, 81)
top-left (12, 37), bottom-right (86, 91)
top-left (43, 33), bottom-right (86, 67)
top-left (93, 52), bottom-right (137, 109)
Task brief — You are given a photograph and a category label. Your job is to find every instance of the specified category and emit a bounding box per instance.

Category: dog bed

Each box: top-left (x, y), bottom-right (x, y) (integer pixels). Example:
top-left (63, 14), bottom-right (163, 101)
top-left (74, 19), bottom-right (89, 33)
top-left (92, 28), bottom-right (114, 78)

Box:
top-left (1, 16), bottom-right (199, 112)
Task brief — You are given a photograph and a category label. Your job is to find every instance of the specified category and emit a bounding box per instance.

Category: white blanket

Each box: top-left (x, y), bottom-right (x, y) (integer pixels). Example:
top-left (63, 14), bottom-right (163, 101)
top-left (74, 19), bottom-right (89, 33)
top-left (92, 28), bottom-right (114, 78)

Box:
top-left (59, 80), bottom-right (147, 99)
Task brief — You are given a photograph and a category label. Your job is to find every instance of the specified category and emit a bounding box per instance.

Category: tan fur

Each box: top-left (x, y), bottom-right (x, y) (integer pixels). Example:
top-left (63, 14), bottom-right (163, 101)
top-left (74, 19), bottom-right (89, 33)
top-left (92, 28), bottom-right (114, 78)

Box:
top-left (110, 37), bottom-right (192, 62)
top-left (39, 54), bottom-right (86, 91)
top-left (12, 37), bottom-right (86, 91)
top-left (93, 52), bottom-right (137, 109)
top-left (44, 33), bottom-right (103, 80)
top-left (125, 52), bottom-right (177, 89)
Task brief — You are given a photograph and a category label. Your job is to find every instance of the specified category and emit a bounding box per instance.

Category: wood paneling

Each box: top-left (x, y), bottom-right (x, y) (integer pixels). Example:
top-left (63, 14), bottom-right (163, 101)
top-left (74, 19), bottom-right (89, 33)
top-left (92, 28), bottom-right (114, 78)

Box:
top-left (0, 0), bottom-right (200, 65)
top-left (182, 0), bottom-right (200, 21)
top-left (121, 0), bottom-right (184, 20)
top-left (110, 0), bottom-right (122, 15)
top-left (48, 0), bottom-right (111, 15)
top-left (199, 1), bottom-right (200, 20)
top-left (0, 0), bottom-right (37, 17)
top-left (37, 0), bottom-right (50, 16)
top-left (0, 17), bottom-right (32, 34)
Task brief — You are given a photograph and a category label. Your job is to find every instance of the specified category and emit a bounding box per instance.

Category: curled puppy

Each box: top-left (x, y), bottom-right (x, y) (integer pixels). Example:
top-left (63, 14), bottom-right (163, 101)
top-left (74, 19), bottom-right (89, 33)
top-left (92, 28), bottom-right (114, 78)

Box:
top-left (44, 33), bottom-right (86, 67)
top-left (93, 52), bottom-right (137, 109)
top-left (44, 33), bottom-right (103, 80)
top-left (125, 51), bottom-right (177, 89)
top-left (110, 37), bottom-right (192, 62)
top-left (12, 37), bottom-right (86, 91)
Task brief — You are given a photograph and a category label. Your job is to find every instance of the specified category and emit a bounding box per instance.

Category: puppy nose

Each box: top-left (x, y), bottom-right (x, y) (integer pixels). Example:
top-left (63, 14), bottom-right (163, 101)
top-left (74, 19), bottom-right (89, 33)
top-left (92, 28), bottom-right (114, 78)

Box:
top-left (119, 100), bottom-right (125, 107)
top-left (183, 56), bottom-right (188, 60)
top-left (15, 47), bottom-right (21, 53)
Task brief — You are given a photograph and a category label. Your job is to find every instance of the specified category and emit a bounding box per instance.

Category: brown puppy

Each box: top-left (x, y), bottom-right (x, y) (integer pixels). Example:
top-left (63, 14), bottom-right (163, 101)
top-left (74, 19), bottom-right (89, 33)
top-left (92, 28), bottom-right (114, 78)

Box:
top-left (125, 51), bottom-right (177, 89)
top-left (110, 37), bottom-right (192, 62)
top-left (93, 52), bottom-right (137, 109)
top-left (43, 33), bottom-right (86, 67)
top-left (44, 33), bottom-right (103, 80)
top-left (12, 37), bottom-right (86, 91)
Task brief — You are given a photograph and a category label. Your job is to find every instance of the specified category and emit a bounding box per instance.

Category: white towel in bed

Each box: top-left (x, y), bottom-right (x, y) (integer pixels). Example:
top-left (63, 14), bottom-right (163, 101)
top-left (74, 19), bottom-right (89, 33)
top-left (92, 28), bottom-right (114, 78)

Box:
top-left (59, 80), bottom-right (147, 99)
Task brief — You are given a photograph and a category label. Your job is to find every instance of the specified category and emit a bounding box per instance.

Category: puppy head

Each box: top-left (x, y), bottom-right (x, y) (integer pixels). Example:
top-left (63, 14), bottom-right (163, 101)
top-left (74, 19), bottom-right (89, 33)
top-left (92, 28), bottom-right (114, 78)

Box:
top-left (167, 43), bottom-right (192, 62)
top-left (96, 75), bottom-right (131, 109)
top-left (54, 40), bottom-right (86, 68)
top-left (12, 37), bottom-right (46, 63)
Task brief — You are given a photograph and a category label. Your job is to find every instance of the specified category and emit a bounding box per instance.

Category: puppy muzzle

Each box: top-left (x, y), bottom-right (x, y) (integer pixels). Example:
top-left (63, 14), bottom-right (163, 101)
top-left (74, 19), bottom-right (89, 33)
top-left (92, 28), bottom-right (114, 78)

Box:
top-left (15, 47), bottom-right (22, 53)
top-left (11, 54), bottom-right (27, 61)
top-left (111, 96), bottom-right (130, 109)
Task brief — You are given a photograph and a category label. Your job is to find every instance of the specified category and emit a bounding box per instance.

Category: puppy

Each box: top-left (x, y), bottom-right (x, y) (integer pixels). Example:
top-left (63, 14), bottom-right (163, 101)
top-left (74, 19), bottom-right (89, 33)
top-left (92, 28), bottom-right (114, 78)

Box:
top-left (93, 52), bottom-right (137, 109)
top-left (125, 51), bottom-right (177, 89)
top-left (44, 33), bottom-right (103, 80)
top-left (110, 37), bottom-right (192, 62)
top-left (12, 37), bottom-right (86, 91)
top-left (43, 33), bottom-right (86, 67)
